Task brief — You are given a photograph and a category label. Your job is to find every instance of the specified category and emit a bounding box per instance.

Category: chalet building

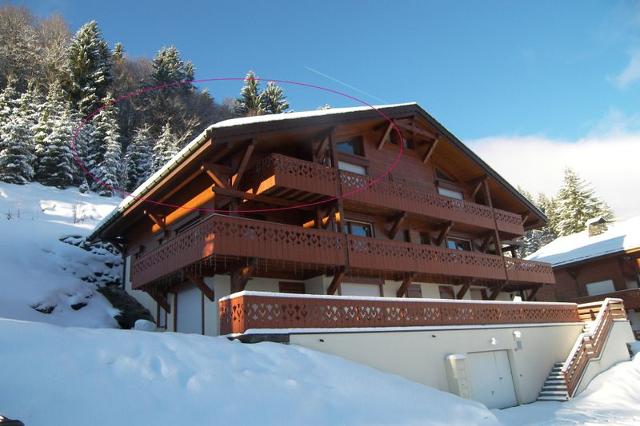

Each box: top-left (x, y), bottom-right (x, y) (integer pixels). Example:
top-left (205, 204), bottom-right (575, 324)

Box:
top-left (89, 103), bottom-right (635, 408)
top-left (528, 216), bottom-right (640, 339)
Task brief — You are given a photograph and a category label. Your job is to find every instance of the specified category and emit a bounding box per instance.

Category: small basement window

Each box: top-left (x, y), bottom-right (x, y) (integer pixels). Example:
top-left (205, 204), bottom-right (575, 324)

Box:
top-left (336, 137), bottom-right (364, 156)
top-left (585, 279), bottom-right (615, 296)
top-left (439, 285), bottom-right (455, 299)
top-left (345, 220), bottom-right (374, 238)
top-left (338, 161), bottom-right (366, 175)
top-left (446, 238), bottom-right (472, 251)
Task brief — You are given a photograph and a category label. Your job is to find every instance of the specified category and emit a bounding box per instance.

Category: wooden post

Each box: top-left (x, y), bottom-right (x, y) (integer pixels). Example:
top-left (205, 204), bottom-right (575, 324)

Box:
top-left (436, 221), bottom-right (453, 246)
top-left (232, 140), bottom-right (255, 189)
top-left (377, 123), bottom-right (394, 150)
top-left (231, 258), bottom-right (257, 293)
top-left (387, 212), bottom-right (407, 239)
top-left (327, 267), bottom-right (346, 295)
top-left (483, 179), bottom-right (510, 298)
top-left (456, 279), bottom-right (475, 299)
top-left (185, 271), bottom-right (215, 301)
top-left (396, 273), bottom-right (414, 297)
top-left (422, 136), bottom-right (440, 164)
top-left (527, 285), bottom-right (541, 301)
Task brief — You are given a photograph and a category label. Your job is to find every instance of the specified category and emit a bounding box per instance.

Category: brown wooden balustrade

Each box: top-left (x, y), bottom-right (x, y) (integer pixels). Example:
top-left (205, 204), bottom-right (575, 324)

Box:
top-left (131, 214), bottom-right (346, 289)
top-left (131, 214), bottom-right (555, 288)
top-left (572, 288), bottom-right (640, 311)
top-left (561, 299), bottom-right (627, 397)
top-left (246, 154), bottom-right (524, 235)
top-left (348, 235), bottom-right (508, 281)
top-left (218, 291), bottom-right (581, 335)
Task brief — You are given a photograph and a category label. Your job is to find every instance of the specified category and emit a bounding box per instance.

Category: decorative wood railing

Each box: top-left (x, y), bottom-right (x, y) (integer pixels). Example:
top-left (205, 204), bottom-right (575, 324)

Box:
top-left (131, 214), bottom-right (345, 288)
top-left (340, 171), bottom-right (524, 235)
top-left (218, 291), bottom-right (581, 335)
top-left (572, 288), bottom-right (640, 311)
top-left (504, 257), bottom-right (556, 284)
top-left (561, 298), bottom-right (627, 397)
top-left (347, 235), bottom-right (508, 281)
top-left (131, 213), bottom-right (555, 288)
top-left (247, 154), bottom-right (524, 235)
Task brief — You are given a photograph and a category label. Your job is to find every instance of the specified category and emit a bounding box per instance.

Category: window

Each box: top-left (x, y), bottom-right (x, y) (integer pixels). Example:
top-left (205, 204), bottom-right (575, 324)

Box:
top-left (436, 168), bottom-right (456, 182)
top-left (403, 229), bottom-right (412, 243)
top-left (439, 285), bottom-right (455, 299)
top-left (585, 279), bottom-right (615, 296)
top-left (447, 238), bottom-right (472, 251)
top-left (279, 281), bottom-right (305, 294)
top-left (407, 283), bottom-right (423, 298)
top-left (419, 232), bottom-right (431, 245)
top-left (338, 161), bottom-right (366, 175)
top-left (438, 186), bottom-right (464, 200)
top-left (336, 137), bottom-right (364, 156)
top-left (345, 220), bottom-right (374, 238)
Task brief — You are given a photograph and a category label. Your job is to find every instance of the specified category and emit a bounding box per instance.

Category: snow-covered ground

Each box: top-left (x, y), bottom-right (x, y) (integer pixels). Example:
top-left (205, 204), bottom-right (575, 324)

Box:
top-left (1, 182), bottom-right (638, 425)
top-left (0, 182), bottom-right (121, 327)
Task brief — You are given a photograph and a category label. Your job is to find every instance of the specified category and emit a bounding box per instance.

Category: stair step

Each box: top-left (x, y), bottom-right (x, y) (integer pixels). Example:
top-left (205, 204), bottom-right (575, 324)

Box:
top-left (540, 390), bottom-right (569, 397)
top-left (541, 385), bottom-right (567, 391)
top-left (545, 380), bottom-right (565, 385)
top-left (537, 395), bottom-right (569, 402)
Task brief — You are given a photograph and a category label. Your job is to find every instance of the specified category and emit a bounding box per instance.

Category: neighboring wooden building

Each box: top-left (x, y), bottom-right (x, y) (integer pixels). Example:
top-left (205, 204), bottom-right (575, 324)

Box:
top-left (529, 216), bottom-right (640, 338)
top-left (88, 103), bottom-right (636, 407)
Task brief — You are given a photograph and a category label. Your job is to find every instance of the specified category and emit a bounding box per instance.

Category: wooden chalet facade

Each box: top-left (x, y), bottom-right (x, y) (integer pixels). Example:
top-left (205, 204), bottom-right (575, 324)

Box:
top-left (90, 103), bottom-right (557, 334)
top-left (530, 217), bottom-right (640, 339)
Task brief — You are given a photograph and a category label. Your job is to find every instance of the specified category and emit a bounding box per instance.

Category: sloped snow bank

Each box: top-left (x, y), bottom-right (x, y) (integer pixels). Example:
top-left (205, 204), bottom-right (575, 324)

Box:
top-left (496, 353), bottom-right (640, 425)
top-left (0, 319), bottom-right (498, 426)
top-left (0, 183), bottom-right (121, 327)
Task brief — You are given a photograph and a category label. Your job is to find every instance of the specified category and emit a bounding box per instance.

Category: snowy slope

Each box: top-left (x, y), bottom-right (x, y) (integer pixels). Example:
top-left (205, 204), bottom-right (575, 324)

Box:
top-left (0, 182), bottom-right (120, 327)
top-left (0, 318), bottom-right (497, 426)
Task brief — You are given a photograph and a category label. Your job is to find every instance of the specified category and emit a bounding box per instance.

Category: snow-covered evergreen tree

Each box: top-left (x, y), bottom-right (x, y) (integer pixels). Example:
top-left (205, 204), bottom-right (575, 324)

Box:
top-left (38, 109), bottom-right (75, 188)
top-left (33, 80), bottom-right (68, 178)
top-left (260, 81), bottom-right (289, 114)
top-left (517, 191), bottom-right (559, 257)
top-left (14, 82), bottom-right (40, 167)
top-left (151, 46), bottom-right (194, 85)
top-left (152, 122), bottom-right (179, 172)
top-left (0, 79), bottom-right (19, 141)
top-left (67, 21), bottom-right (112, 118)
top-left (124, 125), bottom-right (153, 191)
top-left (0, 113), bottom-right (34, 184)
top-left (88, 93), bottom-right (121, 195)
top-left (555, 168), bottom-right (614, 236)
top-left (235, 71), bottom-right (263, 116)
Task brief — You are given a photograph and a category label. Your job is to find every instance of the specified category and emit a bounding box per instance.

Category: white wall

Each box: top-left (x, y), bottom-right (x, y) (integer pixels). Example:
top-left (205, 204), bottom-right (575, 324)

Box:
top-left (176, 284), bottom-right (201, 334)
top-left (575, 320), bottom-right (635, 394)
top-left (124, 255), bottom-right (158, 321)
top-left (290, 323), bottom-right (584, 405)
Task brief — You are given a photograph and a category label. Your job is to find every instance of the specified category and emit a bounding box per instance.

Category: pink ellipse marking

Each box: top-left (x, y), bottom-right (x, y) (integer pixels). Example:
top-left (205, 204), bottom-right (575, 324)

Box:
top-left (70, 77), bottom-right (405, 214)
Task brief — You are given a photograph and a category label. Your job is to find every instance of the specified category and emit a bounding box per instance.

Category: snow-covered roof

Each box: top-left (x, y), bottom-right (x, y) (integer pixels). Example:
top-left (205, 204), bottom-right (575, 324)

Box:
top-left (88, 103), bottom-right (415, 240)
top-left (526, 216), bottom-right (640, 267)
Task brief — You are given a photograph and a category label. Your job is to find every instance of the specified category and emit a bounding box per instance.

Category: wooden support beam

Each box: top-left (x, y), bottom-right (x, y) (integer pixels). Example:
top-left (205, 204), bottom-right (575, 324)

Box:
top-left (521, 213), bottom-right (530, 226)
top-left (201, 162), bottom-right (227, 188)
top-left (314, 134), bottom-right (330, 162)
top-left (527, 285), bottom-right (541, 301)
top-left (315, 207), bottom-right (324, 229)
top-left (326, 267), bottom-right (346, 295)
top-left (144, 210), bottom-right (166, 230)
top-left (489, 282), bottom-right (505, 300)
top-left (396, 121), bottom-right (436, 140)
top-left (469, 176), bottom-right (487, 199)
top-left (323, 205), bottom-right (337, 230)
top-left (396, 273), bottom-right (414, 297)
top-left (232, 140), bottom-right (255, 189)
top-left (387, 212), bottom-right (407, 239)
top-left (435, 221), bottom-right (453, 246)
top-left (230, 258), bottom-right (257, 293)
top-left (456, 279), bottom-right (475, 299)
top-left (185, 271), bottom-right (215, 301)
top-left (422, 136), bottom-right (440, 164)
top-left (212, 186), bottom-right (315, 210)
top-left (147, 290), bottom-right (170, 313)
top-left (480, 233), bottom-right (494, 253)
top-left (377, 123), bottom-right (394, 150)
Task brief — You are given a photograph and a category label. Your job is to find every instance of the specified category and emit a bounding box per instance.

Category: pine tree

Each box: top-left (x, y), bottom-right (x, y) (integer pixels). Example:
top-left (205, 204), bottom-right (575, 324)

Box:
top-left (0, 113), bottom-right (34, 184)
top-left (0, 79), bottom-right (19, 140)
top-left (34, 80), bottom-right (68, 178)
top-left (555, 168), bottom-right (614, 236)
top-left (112, 42), bottom-right (124, 62)
top-left (152, 122), bottom-right (179, 172)
top-left (14, 82), bottom-right (40, 167)
top-left (260, 81), bottom-right (289, 114)
top-left (67, 20), bottom-right (112, 118)
top-left (88, 93), bottom-right (121, 195)
top-left (235, 71), bottom-right (263, 116)
top-left (124, 125), bottom-right (153, 191)
top-left (38, 109), bottom-right (75, 188)
top-left (151, 46), bottom-right (194, 85)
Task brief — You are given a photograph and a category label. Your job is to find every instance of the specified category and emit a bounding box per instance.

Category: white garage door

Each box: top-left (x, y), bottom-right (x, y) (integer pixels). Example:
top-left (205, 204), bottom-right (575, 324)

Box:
top-left (341, 283), bottom-right (380, 297)
top-left (467, 350), bottom-right (517, 409)
top-left (176, 285), bottom-right (201, 334)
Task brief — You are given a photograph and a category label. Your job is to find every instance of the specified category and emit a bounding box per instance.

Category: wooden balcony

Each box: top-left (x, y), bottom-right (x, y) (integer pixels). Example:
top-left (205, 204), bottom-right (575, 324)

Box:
top-left (218, 291), bottom-right (581, 335)
top-left (571, 288), bottom-right (640, 311)
top-left (247, 154), bottom-right (524, 235)
top-left (131, 214), bottom-right (554, 289)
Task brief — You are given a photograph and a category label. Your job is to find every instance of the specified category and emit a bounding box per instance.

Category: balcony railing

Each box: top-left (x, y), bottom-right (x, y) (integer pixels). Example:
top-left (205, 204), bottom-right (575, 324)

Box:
top-left (131, 215), bottom-right (554, 289)
top-left (218, 291), bottom-right (581, 335)
top-left (572, 288), bottom-right (640, 311)
top-left (247, 154), bottom-right (524, 235)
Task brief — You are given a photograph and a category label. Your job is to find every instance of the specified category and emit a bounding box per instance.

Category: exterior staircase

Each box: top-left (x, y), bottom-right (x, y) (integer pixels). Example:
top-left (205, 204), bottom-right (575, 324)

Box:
top-left (537, 362), bottom-right (569, 401)
top-left (536, 298), bottom-right (628, 402)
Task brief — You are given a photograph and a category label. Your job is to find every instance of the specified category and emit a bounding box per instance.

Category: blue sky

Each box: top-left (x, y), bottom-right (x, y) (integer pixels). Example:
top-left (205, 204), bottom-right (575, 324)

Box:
top-left (16, 0), bottom-right (640, 217)
top-left (19, 0), bottom-right (640, 140)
